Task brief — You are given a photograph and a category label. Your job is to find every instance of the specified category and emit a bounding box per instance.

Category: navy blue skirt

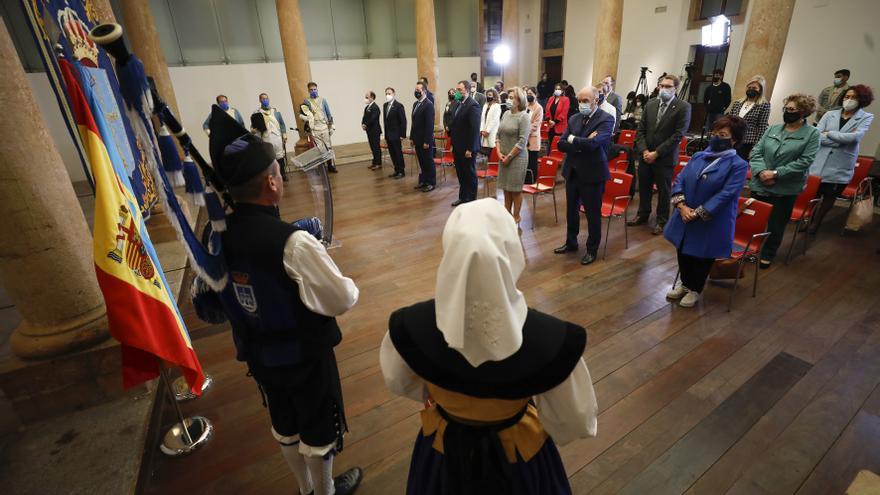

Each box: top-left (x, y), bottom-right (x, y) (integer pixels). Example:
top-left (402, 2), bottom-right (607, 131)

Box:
top-left (405, 431), bottom-right (572, 495)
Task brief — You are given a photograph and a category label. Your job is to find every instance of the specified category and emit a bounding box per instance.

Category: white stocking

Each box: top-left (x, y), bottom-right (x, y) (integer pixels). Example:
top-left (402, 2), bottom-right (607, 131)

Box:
top-left (304, 453), bottom-right (335, 495)
top-left (272, 429), bottom-right (314, 495)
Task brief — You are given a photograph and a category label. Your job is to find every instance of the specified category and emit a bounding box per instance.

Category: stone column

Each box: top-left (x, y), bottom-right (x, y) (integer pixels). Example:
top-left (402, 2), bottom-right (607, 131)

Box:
top-left (732, 0), bottom-right (796, 101)
top-left (415, 0), bottom-right (440, 125)
top-left (276, 0), bottom-right (313, 153)
top-left (0, 24), bottom-right (109, 359)
top-left (120, 0), bottom-right (180, 119)
top-left (501, 0), bottom-right (519, 87)
top-left (89, 0), bottom-right (117, 24)
top-left (591, 0), bottom-right (623, 86)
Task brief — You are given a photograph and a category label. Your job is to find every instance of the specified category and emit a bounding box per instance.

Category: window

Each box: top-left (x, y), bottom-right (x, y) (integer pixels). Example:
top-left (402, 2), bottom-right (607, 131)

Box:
top-left (542, 0), bottom-right (565, 49)
top-left (698, 0), bottom-right (743, 20)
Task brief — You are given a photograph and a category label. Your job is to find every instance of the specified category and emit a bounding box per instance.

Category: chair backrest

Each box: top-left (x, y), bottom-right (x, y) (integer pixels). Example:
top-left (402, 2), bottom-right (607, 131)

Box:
top-left (850, 156), bottom-right (874, 187)
top-left (679, 137), bottom-right (689, 154)
top-left (609, 157), bottom-right (628, 172)
top-left (537, 157), bottom-right (559, 189)
top-left (550, 135), bottom-right (561, 152)
top-left (733, 197), bottom-right (773, 251)
top-left (603, 171), bottom-right (633, 205)
top-left (791, 175), bottom-right (822, 218)
top-left (487, 147), bottom-right (500, 173)
top-left (618, 129), bottom-right (636, 145)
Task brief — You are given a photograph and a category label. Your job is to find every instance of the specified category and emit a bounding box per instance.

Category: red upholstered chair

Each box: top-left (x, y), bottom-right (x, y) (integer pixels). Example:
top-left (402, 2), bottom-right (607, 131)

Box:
top-left (672, 163), bottom-right (686, 184)
top-left (725, 197), bottom-right (773, 311)
top-left (600, 171), bottom-right (633, 259)
top-left (679, 137), bottom-right (689, 155)
top-left (609, 157), bottom-right (628, 173)
top-left (432, 136), bottom-right (453, 183)
top-left (840, 156), bottom-right (873, 201)
top-left (784, 175), bottom-right (822, 264)
top-left (522, 156), bottom-right (560, 227)
top-left (617, 129), bottom-right (636, 147)
top-left (476, 148), bottom-right (500, 197)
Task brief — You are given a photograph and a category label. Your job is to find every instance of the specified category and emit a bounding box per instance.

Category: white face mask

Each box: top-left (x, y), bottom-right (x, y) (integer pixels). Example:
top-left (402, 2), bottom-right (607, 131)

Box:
top-left (386, 94), bottom-right (394, 102)
top-left (553, 89), bottom-right (562, 96)
top-left (842, 99), bottom-right (858, 111)
top-left (364, 98), bottom-right (371, 105)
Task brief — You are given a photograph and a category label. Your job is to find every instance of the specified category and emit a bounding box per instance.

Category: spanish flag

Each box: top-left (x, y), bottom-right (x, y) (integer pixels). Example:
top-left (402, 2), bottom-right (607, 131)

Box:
top-left (59, 59), bottom-right (205, 394)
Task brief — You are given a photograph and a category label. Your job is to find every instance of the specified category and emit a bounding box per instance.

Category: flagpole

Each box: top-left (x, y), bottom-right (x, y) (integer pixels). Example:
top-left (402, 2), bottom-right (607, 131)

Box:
top-left (157, 359), bottom-right (213, 456)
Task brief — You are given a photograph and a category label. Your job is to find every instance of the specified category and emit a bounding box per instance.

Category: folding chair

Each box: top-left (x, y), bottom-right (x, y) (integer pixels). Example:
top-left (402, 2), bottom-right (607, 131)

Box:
top-left (726, 197), bottom-right (773, 311)
top-left (600, 171), bottom-right (633, 259)
top-left (432, 137), bottom-right (453, 183)
top-left (617, 129), bottom-right (636, 147)
top-left (522, 156), bottom-right (560, 227)
top-left (672, 163), bottom-right (686, 184)
top-left (679, 137), bottom-right (689, 156)
top-left (839, 156), bottom-right (874, 233)
top-left (785, 175), bottom-right (821, 264)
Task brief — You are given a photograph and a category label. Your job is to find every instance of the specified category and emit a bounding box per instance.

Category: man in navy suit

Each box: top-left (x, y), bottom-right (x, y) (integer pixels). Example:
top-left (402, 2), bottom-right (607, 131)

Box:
top-left (383, 87), bottom-right (408, 179)
top-left (448, 80), bottom-right (481, 206)
top-left (410, 81), bottom-right (436, 192)
top-left (553, 86), bottom-right (615, 265)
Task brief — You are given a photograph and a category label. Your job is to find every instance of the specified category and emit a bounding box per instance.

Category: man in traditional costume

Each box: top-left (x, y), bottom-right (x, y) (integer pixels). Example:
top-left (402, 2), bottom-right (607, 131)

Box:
top-left (203, 94), bottom-right (244, 135)
top-left (192, 106), bottom-right (362, 495)
top-left (300, 82), bottom-right (338, 173)
top-left (380, 198), bottom-right (598, 495)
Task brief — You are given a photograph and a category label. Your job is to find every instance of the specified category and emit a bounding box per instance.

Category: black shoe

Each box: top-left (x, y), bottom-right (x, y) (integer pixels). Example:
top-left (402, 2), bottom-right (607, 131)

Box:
top-left (388, 172), bottom-right (399, 178)
top-left (581, 252), bottom-right (597, 265)
top-left (328, 166), bottom-right (338, 174)
top-left (451, 199), bottom-right (464, 207)
top-left (393, 173), bottom-right (405, 180)
top-left (553, 244), bottom-right (577, 254)
top-left (627, 215), bottom-right (649, 226)
top-left (369, 164), bottom-right (381, 170)
top-left (414, 183), bottom-right (426, 190)
top-left (421, 184), bottom-right (435, 192)
top-left (333, 467), bottom-right (363, 495)
top-left (759, 259), bottom-right (772, 269)
top-left (652, 224), bottom-right (665, 235)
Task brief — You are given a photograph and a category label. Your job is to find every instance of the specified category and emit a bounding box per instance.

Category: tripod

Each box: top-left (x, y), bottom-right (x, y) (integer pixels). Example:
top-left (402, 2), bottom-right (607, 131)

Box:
top-left (633, 66), bottom-right (652, 97)
top-left (678, 63), bottom-right (694, 100)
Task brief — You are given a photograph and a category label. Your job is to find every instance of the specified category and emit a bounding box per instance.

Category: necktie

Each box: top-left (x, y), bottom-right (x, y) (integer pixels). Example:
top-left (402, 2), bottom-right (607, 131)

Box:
top-left (657, 102), bottom-right (668, 123)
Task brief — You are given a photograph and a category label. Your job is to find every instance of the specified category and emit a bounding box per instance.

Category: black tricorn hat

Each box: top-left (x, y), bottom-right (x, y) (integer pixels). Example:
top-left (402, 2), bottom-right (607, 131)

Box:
top-left (208, 105), bottom-right (275, 186)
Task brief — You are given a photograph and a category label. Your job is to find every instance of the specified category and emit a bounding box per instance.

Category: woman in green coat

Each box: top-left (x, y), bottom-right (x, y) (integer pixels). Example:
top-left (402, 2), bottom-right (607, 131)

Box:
top-left (749, 93), bottom-right (820, 268)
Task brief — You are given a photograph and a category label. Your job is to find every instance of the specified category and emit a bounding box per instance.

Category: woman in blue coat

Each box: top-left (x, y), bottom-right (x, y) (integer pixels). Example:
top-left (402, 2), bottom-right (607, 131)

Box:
top-left (664, 116), bottom-right (749, 308)
top-left (808, 84), bottom-right (874, 234)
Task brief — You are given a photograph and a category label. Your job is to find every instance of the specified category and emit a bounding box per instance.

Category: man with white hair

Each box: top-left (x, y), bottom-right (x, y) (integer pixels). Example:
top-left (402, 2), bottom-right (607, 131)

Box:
top-left (553, 86), bottom-right (615, 265)
top-left (470, 80), bottom-right (486, 107)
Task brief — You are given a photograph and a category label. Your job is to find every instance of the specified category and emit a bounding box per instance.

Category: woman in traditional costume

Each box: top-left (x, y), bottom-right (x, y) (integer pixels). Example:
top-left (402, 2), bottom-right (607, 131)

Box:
top-left (380, 198), bottom-right (598, 495)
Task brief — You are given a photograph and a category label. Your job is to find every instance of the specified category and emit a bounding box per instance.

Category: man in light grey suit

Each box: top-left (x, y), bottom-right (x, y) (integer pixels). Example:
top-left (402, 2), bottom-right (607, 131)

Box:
top-left (470, 81), bottom-right (486, 108)
top-left (628, 74), bottom-right (692, 235)
top-left (602, 75), bottom-right (624, 117)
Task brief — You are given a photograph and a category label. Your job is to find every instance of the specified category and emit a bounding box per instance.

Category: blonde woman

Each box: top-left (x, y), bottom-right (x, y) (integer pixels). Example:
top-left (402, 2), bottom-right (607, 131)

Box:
top-left (526, 87), bottom-right (544, 184)
top-left (495, 87), bottom-right (531, 226)
top-left (480, 88), bottom-right (502, 156)
top-left (726, 75), bottom-right (771, 160)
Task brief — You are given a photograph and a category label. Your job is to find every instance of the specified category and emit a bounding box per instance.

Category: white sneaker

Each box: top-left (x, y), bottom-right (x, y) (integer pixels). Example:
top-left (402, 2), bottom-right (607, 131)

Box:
top-left (679, 290), bottom-right (700, 307)
top-left (666, 282), bottom-right (687, 300)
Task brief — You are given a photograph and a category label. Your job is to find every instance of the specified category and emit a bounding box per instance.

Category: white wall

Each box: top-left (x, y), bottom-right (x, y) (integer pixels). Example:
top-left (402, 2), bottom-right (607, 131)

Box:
top-left (562, 0), bottom-right (600, 90)
top-left (27, 74), bottom-right (88, 183)
top-left (169, 56), bottom-right (481, 155)
top-left (772, 0), bottom-right (880, 156)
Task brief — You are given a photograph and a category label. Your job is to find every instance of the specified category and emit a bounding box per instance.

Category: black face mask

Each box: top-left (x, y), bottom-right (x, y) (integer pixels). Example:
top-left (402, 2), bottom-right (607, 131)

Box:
top-left (487, 95), bottom-right (495, 101)
top-left (746, 89), bottom-right (759, 99)
top-left (448, 94), bottom-right (455, 101)
top-left (708, 135), bottom-right (733, 152)
top-left (783, 110), bottom-right (802, 124)
top-left (527, 95), bottom-right (535, 103)
top-left (414, 90), bottom-right (423, 99)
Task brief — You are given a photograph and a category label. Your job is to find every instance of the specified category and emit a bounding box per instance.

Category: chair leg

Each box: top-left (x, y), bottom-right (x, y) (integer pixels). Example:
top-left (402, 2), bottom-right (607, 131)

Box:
top-left (623, 211), bottom-right (629, 249)
top-left (603, 216), bottom-right (612, 260)
top-left (673, 269), bottom-right (680, 288)
top-left (785, 222), bottom-right (798, 265)
top-left (728, 257), bottom-right (747, 312)
top-left (533, 194), bottom-right (538, 229)
top-left (752, 255), bottom-right (760, 297)
top-left (552, 190), bottom-right (558, 223)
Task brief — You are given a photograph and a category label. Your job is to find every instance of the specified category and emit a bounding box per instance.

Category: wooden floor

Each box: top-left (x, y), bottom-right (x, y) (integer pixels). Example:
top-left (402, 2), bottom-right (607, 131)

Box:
top-left (141, 158), bottom-right (880, 495)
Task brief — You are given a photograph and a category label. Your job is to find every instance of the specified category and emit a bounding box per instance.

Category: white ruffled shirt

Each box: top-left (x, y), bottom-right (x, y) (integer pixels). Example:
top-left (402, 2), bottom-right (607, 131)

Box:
top-left (379, 331), bottom-right (598, 445)
top-left (282, 231), bottom-right (358, 317)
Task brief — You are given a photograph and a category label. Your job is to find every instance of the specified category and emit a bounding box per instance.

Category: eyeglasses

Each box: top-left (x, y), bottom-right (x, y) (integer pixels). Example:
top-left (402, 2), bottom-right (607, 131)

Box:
top-left (783, 106), bottom-right (798, 112)
top-left (658, 84), bottom-right (675, 89)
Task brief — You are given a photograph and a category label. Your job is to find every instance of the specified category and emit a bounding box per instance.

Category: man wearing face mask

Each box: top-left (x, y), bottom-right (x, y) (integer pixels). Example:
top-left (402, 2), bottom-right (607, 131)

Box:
top-left (362, 91), bottom-right (382, 170)
top-left (253, 93), bottom-right (288, 177)
top-left (383, 87), bottom-right (407, 179)
top-left (629, 75), bottom-right (692, 235)
top-left (448, 80), bottom-right (482, 206)
top-left (702, 69), bottom-right (731, 131)
top-left (816, 69), bottom-right (850, 122)
top-left (203, 94), bottom-right (244, 135)
top-left (470, 72), bottom-right (483, 93)
top-left (300, 82), bottom-right (337, 173)
top-left (602, 75), bottom-right (623, 118)
top-left (553, 86), bottom-right (615, 266)
top-left (417, 77), bottom-right (435, 104)
top-left (470, 81), bottom-right (487, 108)
top-left (411, 81), bottom-right (436, 192)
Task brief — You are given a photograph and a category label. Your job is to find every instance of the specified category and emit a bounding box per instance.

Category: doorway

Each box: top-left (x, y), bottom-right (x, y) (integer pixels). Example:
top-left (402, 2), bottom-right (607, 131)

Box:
top-left (687, 44), bottom-right (730, 133)
top-left (543, 56), bottom-right (562, 85)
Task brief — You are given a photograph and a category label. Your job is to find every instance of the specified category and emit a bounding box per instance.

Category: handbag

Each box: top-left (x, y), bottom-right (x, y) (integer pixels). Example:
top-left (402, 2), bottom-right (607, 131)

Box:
top-left (845, 191), bottom-right (874, 231)
top-left (709, 198), bottom-right (756, 279)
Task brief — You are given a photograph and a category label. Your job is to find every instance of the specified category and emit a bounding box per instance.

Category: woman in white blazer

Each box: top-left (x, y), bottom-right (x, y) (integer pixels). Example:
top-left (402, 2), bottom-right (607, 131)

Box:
top-left (480, 88), bottom-right (502, 155)
top-left (808, 84), bottom-right (874, 234)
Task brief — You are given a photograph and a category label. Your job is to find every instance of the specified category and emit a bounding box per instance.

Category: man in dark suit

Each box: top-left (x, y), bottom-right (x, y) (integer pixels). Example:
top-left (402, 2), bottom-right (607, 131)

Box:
top-left (410, 81), bottom-right (436, 192)
top-left (471, 72), bottom-right (483, 93)
top-left (362, 90), bottom-right (382, 170)
top-left (418, 77), bottom-right (435, 104)
top-left (383, 87), bottom-right (407, 179)
top-left (629, 75), bottom-right (692, 234)
top-left (448, 80), bottom-right (481, 206)
top-left (553, 86), bottom-right (616, 265)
